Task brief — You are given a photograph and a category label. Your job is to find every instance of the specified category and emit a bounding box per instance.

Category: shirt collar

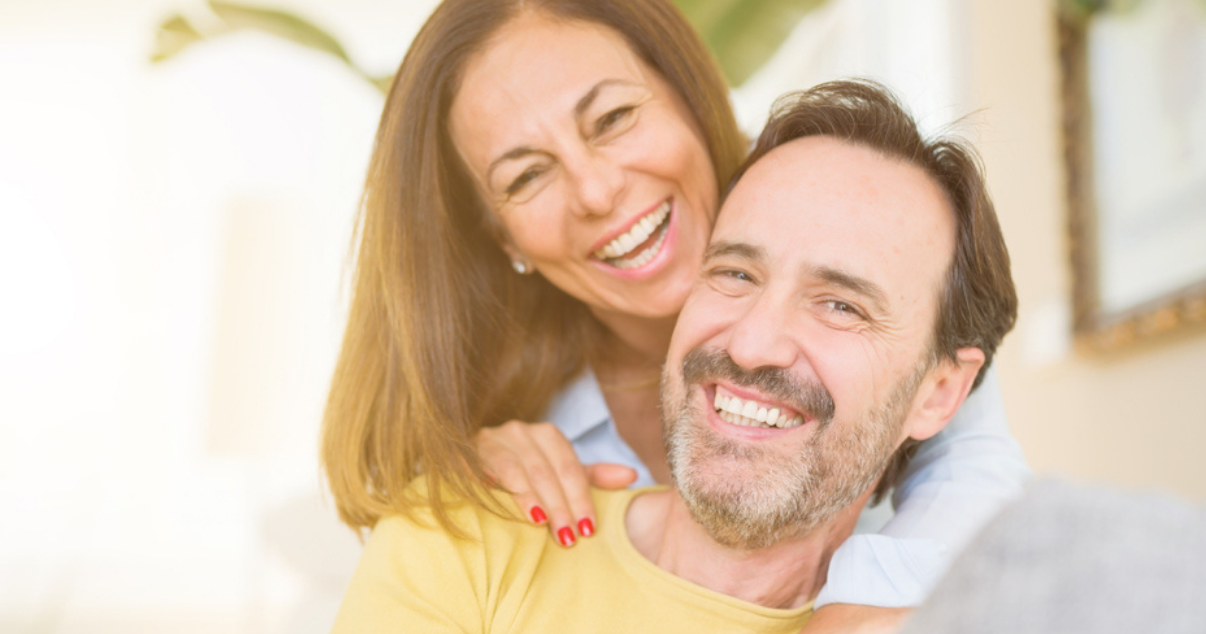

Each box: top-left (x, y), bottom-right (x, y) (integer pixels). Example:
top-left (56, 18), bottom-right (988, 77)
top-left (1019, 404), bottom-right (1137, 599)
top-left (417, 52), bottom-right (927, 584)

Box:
top-left (543, 367), bottom-right (611, 441)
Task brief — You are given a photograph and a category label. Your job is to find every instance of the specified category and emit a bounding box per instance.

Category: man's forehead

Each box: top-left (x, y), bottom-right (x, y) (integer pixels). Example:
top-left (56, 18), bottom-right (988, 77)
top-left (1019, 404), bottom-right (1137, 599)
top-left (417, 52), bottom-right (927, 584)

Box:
top-left (711, 135), bottom-right (956, 300)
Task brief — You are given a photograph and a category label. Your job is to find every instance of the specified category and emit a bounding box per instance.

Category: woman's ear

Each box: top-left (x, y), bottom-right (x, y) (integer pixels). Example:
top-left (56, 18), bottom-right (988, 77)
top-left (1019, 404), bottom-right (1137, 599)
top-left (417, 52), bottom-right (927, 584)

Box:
top-left (499, 240), bottom-right (532, 274)
top-left (904, 347), bottom-right (986, 442)
top-left (489, 220), bottom-right (533, 275)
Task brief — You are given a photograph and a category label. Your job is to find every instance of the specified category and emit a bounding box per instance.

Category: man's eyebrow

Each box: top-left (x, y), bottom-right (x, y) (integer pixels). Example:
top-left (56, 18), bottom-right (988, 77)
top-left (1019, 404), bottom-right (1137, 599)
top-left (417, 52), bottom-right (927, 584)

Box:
top-left (485, 79), bottom-right (636, 185)
top-left (810, 265), bottom-right (889, 313)
top-left (704, 241), bottom-right (764, 263)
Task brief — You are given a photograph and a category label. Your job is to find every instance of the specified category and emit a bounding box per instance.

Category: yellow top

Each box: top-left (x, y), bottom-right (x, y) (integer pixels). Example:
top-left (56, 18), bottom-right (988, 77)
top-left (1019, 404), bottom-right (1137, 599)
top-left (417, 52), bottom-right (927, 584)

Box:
top-left (332, 484), bottom-right (813, 633)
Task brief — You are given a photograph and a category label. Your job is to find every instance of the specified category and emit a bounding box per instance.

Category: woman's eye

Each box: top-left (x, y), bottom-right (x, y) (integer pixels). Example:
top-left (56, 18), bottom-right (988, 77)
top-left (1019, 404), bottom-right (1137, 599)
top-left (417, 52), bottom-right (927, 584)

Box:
top-left (594, 106), bottom-right (635, 136)
top-left (505, 167), bottom-right (544, 196)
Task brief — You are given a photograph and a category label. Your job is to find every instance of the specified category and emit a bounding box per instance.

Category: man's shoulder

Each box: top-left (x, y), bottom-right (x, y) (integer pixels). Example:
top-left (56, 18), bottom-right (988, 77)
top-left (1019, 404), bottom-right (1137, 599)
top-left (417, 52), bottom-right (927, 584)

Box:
top-left (371, 475), bottom-right (523, 541)
top-left (373, 479), bottom-right (639, 537)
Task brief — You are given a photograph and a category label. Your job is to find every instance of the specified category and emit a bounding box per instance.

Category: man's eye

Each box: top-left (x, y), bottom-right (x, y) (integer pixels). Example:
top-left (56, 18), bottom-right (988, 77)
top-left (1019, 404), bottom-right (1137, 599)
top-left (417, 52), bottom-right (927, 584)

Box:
top-left (824, 300), bottom-right (862, 318)
top-left (711, 268), bottom-right (754, 283)
top-left (595, 106), bottom-right (635, 136)
top-left (505, 167), bottom-right (544, 196)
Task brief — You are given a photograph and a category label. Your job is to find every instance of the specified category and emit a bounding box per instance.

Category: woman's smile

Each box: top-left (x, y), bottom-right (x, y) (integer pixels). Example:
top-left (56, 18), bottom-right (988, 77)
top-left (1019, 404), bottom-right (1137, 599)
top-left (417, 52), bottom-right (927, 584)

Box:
top-left (590, 197), bottom-right (677, 278)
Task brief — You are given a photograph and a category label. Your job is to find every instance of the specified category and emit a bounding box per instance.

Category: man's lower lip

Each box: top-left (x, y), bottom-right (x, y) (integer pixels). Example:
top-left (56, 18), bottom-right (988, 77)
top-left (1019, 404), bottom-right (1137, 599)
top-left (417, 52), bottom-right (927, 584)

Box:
top-left (705, 405), bottom-right (806, 438)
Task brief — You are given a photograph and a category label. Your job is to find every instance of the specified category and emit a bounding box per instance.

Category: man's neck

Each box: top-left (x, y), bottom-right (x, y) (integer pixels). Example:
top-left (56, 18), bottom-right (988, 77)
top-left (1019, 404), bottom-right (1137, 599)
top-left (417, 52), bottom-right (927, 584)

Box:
top-left (625, 489), bottom-right (869, 610)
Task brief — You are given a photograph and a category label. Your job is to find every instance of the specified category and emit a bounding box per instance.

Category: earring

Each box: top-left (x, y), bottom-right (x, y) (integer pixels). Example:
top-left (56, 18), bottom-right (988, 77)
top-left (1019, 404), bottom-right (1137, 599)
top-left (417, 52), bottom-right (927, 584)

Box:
top-left (511, 259), bottom-right (531, 275)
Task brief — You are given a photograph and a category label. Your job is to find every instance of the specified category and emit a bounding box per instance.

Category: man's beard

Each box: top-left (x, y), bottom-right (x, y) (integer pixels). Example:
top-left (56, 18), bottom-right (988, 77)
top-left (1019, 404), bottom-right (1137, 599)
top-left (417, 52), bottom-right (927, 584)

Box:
top-left (662, 347), bottom-right (925, 551)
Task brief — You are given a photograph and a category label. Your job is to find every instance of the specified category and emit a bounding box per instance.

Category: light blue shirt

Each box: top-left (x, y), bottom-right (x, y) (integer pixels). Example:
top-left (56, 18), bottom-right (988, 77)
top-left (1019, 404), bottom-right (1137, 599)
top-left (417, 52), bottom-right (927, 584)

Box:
top-left (542, 365), bottom-right (1031, 608)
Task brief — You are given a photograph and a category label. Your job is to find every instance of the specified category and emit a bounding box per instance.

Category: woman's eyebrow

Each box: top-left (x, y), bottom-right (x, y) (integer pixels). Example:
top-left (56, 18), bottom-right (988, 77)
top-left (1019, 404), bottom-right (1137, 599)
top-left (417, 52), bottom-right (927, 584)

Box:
top-left (486, 146), bottom-right (540, 183)
top-left (484, 79), bottom-right (641, 184)
top-left (574, 78), bottom-right (638, 119)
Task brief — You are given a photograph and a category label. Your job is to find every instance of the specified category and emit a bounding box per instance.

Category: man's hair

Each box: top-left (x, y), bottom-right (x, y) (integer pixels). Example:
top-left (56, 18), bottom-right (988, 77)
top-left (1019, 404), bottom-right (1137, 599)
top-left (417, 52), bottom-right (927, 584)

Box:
top-left (727, 80), bottom-right (1018, 499)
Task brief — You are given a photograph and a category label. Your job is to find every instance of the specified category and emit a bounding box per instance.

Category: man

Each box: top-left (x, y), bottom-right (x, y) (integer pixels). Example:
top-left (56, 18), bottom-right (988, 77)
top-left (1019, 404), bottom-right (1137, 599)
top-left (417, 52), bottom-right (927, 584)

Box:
top-left (331, 80), bottom-right (1017, 633)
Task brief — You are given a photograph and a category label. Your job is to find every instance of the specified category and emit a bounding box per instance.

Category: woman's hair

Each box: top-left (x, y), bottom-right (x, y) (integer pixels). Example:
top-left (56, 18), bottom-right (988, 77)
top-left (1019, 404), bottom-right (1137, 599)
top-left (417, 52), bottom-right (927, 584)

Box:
top-left (322, 0), bottom-right (746, 534)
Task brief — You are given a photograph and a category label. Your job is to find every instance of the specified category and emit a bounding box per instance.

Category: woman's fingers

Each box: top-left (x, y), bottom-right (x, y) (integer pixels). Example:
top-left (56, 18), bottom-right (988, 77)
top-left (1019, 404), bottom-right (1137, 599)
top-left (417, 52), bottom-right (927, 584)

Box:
top-left (530, 424), bottom-right (598, 542)
top-left (476, 422), bottom-right (552, 526)
top-left (476, 421), bottom-right (590, 546)
top-left (585, 463), bottom-right (639, 490)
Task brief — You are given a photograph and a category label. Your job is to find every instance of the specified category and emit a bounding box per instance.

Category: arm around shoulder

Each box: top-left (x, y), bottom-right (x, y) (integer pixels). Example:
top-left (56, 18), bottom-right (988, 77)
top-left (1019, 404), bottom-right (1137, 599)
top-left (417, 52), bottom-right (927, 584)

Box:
top-left (815, 367), bottom-right (1031, 608)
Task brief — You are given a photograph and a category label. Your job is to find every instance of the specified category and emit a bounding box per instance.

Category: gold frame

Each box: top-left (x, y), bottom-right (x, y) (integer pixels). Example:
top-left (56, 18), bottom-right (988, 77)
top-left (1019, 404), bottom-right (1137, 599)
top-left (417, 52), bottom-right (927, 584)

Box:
top-left (1057, 11), bottom-right (1206, 351)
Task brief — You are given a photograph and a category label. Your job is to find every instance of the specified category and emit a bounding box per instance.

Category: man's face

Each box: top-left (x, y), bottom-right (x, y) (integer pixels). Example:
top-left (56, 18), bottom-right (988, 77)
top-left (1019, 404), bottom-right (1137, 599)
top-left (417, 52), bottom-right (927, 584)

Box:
top-left (661, 135), bottom-right (958, 549)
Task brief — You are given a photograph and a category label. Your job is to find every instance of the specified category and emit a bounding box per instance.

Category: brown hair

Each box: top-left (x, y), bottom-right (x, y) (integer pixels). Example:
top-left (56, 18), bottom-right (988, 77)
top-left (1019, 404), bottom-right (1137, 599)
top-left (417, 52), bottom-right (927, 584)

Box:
top-left (322, 0), bottom-right (746, 534)
top-left (729, 79), bottom-right (1018, 500)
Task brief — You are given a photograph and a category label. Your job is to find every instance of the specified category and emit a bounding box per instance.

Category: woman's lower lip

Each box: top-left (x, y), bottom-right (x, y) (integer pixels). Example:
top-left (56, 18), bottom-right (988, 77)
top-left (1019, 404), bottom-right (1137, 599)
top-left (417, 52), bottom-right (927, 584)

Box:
top-left (591, 201), bottom-right (679, 280)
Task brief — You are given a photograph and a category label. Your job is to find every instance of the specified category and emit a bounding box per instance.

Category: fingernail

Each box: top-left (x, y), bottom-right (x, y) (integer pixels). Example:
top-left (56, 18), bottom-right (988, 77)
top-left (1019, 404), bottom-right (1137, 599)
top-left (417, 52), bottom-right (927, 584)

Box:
top-left (557, 526), bottom-right (576, 547)
top-left (529, 506), bottom-right (547, 524)
top-left (577, 518), bottom-right (594, 537)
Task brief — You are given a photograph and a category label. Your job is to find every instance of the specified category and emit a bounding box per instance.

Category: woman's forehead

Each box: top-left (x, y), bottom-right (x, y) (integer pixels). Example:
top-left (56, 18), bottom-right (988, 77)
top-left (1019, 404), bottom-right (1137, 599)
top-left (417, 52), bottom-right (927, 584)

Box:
top-left (448, 14), bottom-right (654, 159)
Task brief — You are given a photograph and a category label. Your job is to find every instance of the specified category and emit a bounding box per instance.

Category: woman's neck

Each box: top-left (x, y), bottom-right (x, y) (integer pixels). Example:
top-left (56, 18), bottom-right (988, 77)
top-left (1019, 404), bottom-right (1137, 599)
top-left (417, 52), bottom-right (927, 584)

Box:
top-left (589, 308), bottom-right (677, 374)
top-left (588, 308), bottom-right (678, 485)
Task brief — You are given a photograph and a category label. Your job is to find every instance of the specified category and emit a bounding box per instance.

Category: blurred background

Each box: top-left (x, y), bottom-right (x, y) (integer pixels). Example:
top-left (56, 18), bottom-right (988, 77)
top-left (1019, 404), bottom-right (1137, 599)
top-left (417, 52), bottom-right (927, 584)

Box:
top-left (1, 0), bottom-right (1203, 632)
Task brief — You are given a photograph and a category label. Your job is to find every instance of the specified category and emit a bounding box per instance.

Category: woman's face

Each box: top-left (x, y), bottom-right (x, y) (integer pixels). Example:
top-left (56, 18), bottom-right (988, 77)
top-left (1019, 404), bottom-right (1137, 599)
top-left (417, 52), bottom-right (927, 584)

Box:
top-left (449, 13), bottom-right (718, 322)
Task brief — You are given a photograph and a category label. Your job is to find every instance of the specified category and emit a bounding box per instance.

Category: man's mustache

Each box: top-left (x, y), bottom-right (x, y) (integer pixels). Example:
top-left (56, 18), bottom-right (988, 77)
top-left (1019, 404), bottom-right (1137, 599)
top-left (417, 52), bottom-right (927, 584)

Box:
top-left (680, 347), bottom-right (836, 426)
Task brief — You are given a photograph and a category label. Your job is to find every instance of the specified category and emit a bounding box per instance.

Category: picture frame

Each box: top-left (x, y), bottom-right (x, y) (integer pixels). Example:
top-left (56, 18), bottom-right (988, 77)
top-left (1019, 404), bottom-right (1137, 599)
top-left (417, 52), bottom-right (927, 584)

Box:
top-left (1057, 0), bottom-right (1206, 351)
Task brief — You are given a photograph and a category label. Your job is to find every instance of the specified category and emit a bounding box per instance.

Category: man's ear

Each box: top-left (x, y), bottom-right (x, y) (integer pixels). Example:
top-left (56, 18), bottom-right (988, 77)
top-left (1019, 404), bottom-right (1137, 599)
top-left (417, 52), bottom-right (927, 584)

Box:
top-left (904, 347), bottom-right (985, 442)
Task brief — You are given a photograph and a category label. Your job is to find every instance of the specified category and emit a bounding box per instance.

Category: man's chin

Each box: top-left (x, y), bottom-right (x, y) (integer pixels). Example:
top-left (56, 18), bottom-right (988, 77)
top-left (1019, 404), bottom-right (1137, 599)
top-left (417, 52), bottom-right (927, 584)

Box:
top-left (673, 454), bottom-right (820, 548)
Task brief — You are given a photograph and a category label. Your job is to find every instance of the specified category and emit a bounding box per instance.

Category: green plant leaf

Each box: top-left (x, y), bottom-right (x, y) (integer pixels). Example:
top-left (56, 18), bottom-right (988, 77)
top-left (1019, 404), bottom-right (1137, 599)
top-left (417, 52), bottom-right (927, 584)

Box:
top-left (148, 2), bottom-right (391, 94)
top-left (674, 0), bottom-right (829, 86)
top-left (1057, 0), bottom-right (1152, 20)
top-left (369, 74), bottom-right (393, 94)
top-left (150, 14), bottom-right (205, 63)
top-left (207, 0), bottom-right (352, 64)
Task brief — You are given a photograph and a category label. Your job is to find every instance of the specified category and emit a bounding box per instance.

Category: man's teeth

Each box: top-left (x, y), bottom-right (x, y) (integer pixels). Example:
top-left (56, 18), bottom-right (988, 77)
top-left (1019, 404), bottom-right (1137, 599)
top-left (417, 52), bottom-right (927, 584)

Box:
top-left (594, 201), bottom-right (671, 264)
top-left (713, 392), bottom-right (804, 429)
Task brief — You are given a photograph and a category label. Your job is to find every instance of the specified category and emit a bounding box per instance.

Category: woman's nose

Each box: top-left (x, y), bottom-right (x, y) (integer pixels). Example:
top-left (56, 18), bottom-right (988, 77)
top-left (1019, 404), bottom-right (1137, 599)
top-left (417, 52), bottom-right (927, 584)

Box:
top-left (565, 150), bottom-right (626, 218)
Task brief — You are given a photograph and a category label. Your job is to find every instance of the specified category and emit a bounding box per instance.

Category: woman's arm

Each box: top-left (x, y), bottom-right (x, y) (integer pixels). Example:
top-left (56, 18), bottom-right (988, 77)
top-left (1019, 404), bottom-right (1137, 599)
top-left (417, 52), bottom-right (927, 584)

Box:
top-left (812, 367), bottom-right (1031, 609)
top-left (801, 605), bottom-right (911, 634)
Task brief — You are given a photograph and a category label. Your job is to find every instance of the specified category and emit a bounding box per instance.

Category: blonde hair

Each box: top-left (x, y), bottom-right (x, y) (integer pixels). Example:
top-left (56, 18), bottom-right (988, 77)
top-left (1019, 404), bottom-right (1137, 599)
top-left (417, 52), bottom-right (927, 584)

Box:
top-left (321, 0), bottom-right (746, 535)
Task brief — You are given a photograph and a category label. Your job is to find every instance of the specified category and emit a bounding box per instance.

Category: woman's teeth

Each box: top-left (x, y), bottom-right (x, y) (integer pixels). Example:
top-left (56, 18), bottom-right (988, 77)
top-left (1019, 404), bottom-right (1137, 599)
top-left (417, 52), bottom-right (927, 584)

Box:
top-left (713, 392), bottom-right (805, 429)
top-left (594, 200), bottom-right (671, 268)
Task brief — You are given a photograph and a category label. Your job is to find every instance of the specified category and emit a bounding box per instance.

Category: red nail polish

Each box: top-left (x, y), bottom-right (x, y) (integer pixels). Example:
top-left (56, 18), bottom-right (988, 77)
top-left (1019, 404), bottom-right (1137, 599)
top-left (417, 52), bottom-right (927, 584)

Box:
top-left (577, 518), bottom-right (594, 537)
top-left (529, 506), bottom-right (547, 524)
top-left (557, 526), bottom-right (576, 547)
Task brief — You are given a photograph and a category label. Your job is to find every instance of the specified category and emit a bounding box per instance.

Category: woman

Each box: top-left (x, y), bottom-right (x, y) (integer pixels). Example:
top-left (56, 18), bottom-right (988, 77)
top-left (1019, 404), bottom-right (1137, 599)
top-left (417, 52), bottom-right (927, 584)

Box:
top-left (322, 0), bottom-right (1028, 627)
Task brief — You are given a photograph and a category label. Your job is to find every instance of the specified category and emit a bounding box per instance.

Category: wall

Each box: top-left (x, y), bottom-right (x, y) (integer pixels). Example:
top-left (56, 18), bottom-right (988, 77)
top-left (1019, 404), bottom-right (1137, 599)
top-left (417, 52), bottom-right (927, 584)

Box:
top-left (966, 0), bottom-right (1206, 500)
top-left (0, 1), bottom-right (436, 632)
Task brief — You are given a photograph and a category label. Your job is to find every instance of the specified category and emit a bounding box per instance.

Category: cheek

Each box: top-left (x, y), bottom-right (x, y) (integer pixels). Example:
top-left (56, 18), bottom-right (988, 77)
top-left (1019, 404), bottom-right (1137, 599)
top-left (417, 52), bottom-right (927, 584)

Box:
top-left (498, 198), bottom-right (572, 261)
top-left (806, 330), bottom-right (887, 416)
top-left (628, 113), bottom-right (716, 197)
top-left (672, 286), bottom-right (746, 349)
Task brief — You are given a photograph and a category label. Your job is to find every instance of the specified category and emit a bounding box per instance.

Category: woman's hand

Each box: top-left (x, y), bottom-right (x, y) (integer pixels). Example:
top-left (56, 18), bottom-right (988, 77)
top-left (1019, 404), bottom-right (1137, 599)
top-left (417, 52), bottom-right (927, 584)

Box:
top-left (799, 604), bottom-right (911, 634)
top-left (476, 420), bottom-right (638, 547)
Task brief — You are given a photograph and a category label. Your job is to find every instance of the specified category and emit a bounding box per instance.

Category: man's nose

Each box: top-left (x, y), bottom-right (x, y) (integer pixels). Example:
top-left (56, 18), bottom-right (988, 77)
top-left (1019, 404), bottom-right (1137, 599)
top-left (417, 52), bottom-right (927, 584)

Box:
top-left (564, 149), bottom-right (626, 218)
top-left (723, 292), bottom-right (800, 373)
